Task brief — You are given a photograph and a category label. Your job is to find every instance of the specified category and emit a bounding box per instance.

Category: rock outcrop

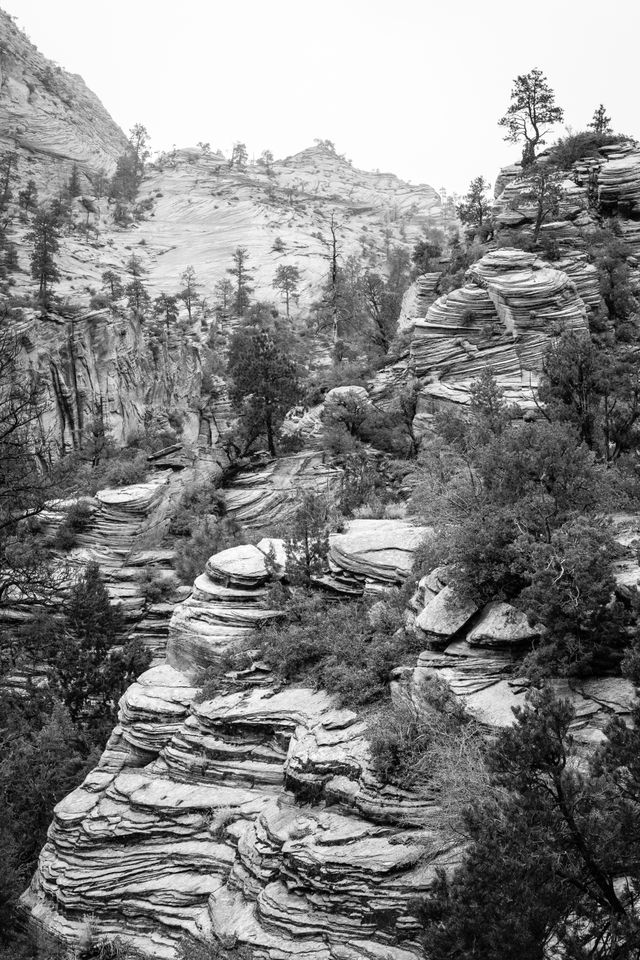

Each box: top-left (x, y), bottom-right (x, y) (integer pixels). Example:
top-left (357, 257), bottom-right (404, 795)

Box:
top-left (409, 248), bottom-right (589, 425)
top-left (23, 520), bottom-right (451, 959)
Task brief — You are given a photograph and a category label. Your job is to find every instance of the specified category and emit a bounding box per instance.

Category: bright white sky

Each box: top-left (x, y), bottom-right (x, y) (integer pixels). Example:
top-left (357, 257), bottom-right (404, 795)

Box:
top-left (3, 0), bottom-right (639, 193)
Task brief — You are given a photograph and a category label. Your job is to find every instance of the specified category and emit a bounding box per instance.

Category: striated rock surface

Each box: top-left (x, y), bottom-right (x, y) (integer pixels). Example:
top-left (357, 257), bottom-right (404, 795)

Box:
top-left (24, 523), bottom-right (451, 959)
top-left (223, 453), bottom-right (342, 530)
top-left (328, 519), bottom-right (430, 587)
top-left (466, 601), bottom-right (539, 648)
top-left (409, 248), bottom-right (589, 426)
top-left (0, 9), bottom-right (127, 188)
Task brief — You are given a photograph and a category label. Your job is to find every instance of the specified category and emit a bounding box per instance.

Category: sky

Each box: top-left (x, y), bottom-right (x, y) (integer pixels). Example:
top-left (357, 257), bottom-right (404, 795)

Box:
top-left (2, 0), bottom-right (640, 194)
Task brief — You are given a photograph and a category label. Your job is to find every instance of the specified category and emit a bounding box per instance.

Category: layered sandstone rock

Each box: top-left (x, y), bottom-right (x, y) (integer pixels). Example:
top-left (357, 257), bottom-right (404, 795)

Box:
top-left (24, 523), bottom-right (447, 959)
top-left (409, 248), bottom-right (590, 425)
top-left (0, 9), bottom-right (127, 188)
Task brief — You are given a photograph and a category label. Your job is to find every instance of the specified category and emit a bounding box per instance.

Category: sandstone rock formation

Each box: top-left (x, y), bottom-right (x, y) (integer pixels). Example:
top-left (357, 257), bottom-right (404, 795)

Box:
top-left (23, 520), bottom-right (450, 959)
top-left (0, 9), bottom-right (127, 188)
top-left (409, 248), bottom-right (589, 426)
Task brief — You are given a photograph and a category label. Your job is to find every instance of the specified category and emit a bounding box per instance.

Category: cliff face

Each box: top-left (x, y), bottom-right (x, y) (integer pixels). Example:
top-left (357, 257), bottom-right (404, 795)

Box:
top-left (0, 8), bottom-right (128, 189)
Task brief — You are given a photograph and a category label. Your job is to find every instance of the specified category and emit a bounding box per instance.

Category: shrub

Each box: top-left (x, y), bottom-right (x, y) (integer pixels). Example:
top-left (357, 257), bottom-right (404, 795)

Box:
top-left (52, 501), bottom-right (94, 550)
top-left (550, 131), bottom-right (626, 170)
top-left (167, 480), bottom-right (226, 538)
top-left (136, 568), bottom-right (177, 604)
top-left (174, 518), bottom-right (243, 585)
top-left (97, 451), bottom-right (148, 489)
top-left (367, 679), bottom-right (487, 814)
top-left (258, 591), bottom-right (418, 708)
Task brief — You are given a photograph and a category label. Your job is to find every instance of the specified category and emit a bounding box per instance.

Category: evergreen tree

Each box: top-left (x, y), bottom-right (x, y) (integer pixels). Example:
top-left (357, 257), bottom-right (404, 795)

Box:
top-left (499, 69), bottom-right (564, 166)
top-left (421, 685), bottom-right (640, 958)
top-left (101, 269), bottom-right (124, 301)
top-left (54, 562), bottom-right (148, 730)
top-left (179, 265), bottom-right (200, 321)
top-left (67, 163), bottom-right (82, 198)
top-left (26, 205), bottom-right (60, 305)
top-left (227, 323), bottom-right (303, 455)
top-left (272, 264), bottom-right (301, 317)
top-left (589, 104), bottom-right (613, 135)
top-left (227, 247), bottom-right (254, 317)
top-left (457, 176), bottom-right (492, 229)
top-left (17, 179), bottom-right (38, 212)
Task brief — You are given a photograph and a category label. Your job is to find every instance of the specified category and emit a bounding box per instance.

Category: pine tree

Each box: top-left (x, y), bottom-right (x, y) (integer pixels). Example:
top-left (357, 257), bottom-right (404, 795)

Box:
top-left (589, 104), bottom-right (612, 135)
top-left (227, 247), bottom-right (254, 317)
top-left (272, 264), bottom-right (301, 317)
top-left (227, 323), bottom-right (302, 455)
top-left (499, 69), bottom-right (564, 166)
top-left (26, 206), bottom-right (60, 305)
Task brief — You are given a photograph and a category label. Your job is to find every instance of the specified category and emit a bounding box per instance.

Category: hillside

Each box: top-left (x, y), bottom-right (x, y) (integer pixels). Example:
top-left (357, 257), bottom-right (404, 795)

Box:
top-left (0, 8), bottom-right (127, 188)
top-left (3, 14), bottom-right (640, 960)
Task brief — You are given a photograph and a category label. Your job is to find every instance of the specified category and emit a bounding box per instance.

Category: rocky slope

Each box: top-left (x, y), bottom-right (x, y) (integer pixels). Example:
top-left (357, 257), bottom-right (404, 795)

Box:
top-left (0, 8), bottom-right (127, 189)
top-left (1, 4), bottom-right (442, 450)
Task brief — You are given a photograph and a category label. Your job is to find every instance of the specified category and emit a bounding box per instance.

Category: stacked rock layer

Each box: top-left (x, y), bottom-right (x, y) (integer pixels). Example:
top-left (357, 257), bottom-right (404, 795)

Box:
top-left (23, 519), bottom-right (450, 960)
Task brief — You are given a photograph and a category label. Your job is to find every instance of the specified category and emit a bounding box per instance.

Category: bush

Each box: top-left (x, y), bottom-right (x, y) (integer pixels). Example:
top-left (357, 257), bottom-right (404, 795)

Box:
top-left (550, 131), bottom-right (626, 170)
top-left (174, 518), bottom-right (244, 585)
top-left (97, 451), bottom-right (148, 489)
top-left (368, 678), bottom-right (471, 789)
top-left (258, 591), bottom-right (419, 708)
top-left (167, 480), bottom-right (226, 538)
top-left (52, 501), bottom-right (94, 550)
top-left (136, 568), bottom-right (177, 604)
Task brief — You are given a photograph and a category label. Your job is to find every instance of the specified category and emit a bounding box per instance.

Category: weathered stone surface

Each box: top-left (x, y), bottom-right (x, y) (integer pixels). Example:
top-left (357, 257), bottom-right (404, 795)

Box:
top-left (415, 585), bottom-right (477, 642)
top-left (329, 519), bottom-right (430, 584)
top-left (25, 530), bottom-right (445, 959)
top-left (0, 9), bottom-right (127, 186)
top-left (223, 453), bottom-right (342, 530)
top-left (409, 248), bottom-right (588, 422)
top-left (466, 601), bottom-right (538, 648)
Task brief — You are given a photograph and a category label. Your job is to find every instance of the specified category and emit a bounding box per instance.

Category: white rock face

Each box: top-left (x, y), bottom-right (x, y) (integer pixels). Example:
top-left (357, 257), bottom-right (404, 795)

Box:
top-left (410, 248), bottom-right (590, 425)
top-left (329, 519), bottom-right (431, 584)
top-left (0, 10), bottom-right (127, 189)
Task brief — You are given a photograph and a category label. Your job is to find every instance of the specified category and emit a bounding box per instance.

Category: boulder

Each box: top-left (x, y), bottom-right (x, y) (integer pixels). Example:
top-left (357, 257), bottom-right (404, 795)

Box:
top-left (416, 585), bottom-right (477, 642)
top-left (329, 519), bottom-right (430, 584)
top-left (466, 601), bottom-right (538, 648)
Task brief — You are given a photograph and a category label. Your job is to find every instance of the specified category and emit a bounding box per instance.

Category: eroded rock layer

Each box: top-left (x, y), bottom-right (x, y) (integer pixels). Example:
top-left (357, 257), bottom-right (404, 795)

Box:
top-left (410, 248), bottom-right (589, 423)
top-left (24, 519), bottom-right (448, 959)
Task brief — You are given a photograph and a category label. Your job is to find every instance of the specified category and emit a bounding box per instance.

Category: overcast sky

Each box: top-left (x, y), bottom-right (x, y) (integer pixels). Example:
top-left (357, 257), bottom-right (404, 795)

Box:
top-left (3, 0), bottom-right (639, 193)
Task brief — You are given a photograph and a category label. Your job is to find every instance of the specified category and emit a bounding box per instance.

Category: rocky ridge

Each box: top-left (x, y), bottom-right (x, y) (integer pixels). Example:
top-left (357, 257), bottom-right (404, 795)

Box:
top-left (0, 9), bottom-right (127, 188)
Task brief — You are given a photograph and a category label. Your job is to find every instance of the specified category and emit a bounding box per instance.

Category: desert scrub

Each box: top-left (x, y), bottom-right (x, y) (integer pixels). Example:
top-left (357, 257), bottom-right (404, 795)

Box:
top-left (367, 677), bottom-right (487, 810)
top-left (52, 500), bottom-right (94, 550)
top-left (136, 568), bottom-right (177, 604)
top-left (258, 589), bottom-right (421, 708)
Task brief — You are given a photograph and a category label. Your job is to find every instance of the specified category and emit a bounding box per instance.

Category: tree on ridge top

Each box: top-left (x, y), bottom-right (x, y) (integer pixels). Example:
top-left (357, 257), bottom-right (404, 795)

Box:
top-left (499, 68), bottom-right (564, 167)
